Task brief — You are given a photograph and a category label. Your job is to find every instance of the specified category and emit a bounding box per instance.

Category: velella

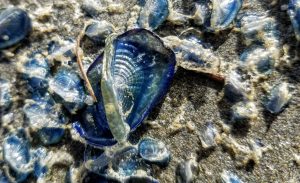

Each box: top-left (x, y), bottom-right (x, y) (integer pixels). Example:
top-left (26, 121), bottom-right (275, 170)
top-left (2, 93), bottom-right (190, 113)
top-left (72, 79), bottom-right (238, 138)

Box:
top-left (138, 137), bottom-right (170, 167)
top-left (199, 122), bottom-right (219, 149)
top-left (240, 46), bottom-right (275, 74)
top-left (23, 94), bottom-right (66, 145)
top-left (49, 67), bottom-right (86, 114)
top-left (85, 21), bottom-right (115, 44)
top-left (17, 54), bottom-right (50, 95)
top-left (263, 83), bottom-right (292, 114)
top-left (288, 0), bottom-right (300, 40)
top-left (224, 71), bottom-right (249, 103)
top-left (77, 28), bottom-right (176, 145)
top-left (210, 0), bottom-right (243, 30)
top-left (193, 0), bottom-right (243, 31)
top-left (137, 0), bottom-right (169, 30)
top-left (0, 7), bottom-right (31, 49)
top-left (3, 132), bottom-right (31, 174)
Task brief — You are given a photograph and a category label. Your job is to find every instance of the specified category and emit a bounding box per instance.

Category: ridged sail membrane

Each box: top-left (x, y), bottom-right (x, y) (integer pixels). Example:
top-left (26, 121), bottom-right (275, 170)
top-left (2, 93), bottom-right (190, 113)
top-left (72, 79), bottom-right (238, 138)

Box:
top-left (101, 29), bottom-right (176, 142)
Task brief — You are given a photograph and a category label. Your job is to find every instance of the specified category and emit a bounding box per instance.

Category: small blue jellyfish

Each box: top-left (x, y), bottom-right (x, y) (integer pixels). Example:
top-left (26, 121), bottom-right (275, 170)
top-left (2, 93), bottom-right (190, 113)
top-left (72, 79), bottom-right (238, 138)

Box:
top-left (3, 132), bottom-right (31, 177)
top-left (193, 0), bottom-right (243, 31)
top-left (85, 21), bottom-right (115, 44)
top-left (138, 138), bottom-right (170, 167)
top-left (288, 0), bottom-right (300, 40)
top-left (210, 0), bottom-right (243, 30)
top-left (231, 101), bottom-right (258, 122)
top-left (49, 67), bottom-right (86, 114)
top-left (224, 71), bottom-right (249, 103)
top-left (23, 95), bottom-right (66, 145)
top-left (137, 0), bottom-right (169, 30)
top-left (240, 46), bottom-right (274, 74)
top-left (0, 7), bottom-right (31, 49)
top-left (263, 83), bottom-right (292, 114)
top-left (20, 55), bottom-right (50, 95)
top-left (199, 122), bottom-right (219, 149)
top-left (74, 29), bottom-right (176, 147)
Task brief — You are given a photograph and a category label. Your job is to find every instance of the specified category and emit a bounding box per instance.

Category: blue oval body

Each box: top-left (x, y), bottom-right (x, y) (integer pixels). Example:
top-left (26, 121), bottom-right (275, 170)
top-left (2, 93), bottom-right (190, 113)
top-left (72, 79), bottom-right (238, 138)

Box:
top-left (75, 29), bottom-right (176, 147)
top-left (73, 105), bottom-right (117, 147)
top-left (224, 71), bottom-right (249, 103)
top-left (0, 8), bottom-right (31, 49)
top-left (240, 46), bottom-right (274, 74)
top-left (288, 0), bottom-right (300, 40)
top-left (210, 0), bottom-right (243, 30)
top-left (112, 146), bottom-right (141, 177)
top-left (85, 21), bottom-right (115, 44)
top-left (3, 133), bottom-right (31, 173)
top-left (23, 95), bottom-right (66, 145)
top-left (138, 138), bottom-right (170, 167)
top-left (49, 68), bottom-right (86, 114)
top-left (101, 29), bottom-right (176, 141)
top-left (21, 56), bottom-right (50, 95)
top-left (137, 0), bottom-right (169, 30)
top-left (263, 83), bottom-right (291, 114)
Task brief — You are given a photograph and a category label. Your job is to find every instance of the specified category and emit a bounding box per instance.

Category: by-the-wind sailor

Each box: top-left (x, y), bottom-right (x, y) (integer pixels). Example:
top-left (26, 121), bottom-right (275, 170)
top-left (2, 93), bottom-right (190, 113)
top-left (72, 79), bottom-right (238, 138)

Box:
top-left (162, 36), bottom-right (220, 76)
top-left (99, 28), bottom-right (175, 143)
top-left (240, 46), bottom-right (274, 74)
top-left (0, 7), bottom-right (31, 49)
top-left (210, 0), bottom-right (243, 30)
top-left (288, 0), bottom-right (300, 40)
top-left (49, 67), bottom-right (86, 114)
top-left (199, 122), bottom-right (219, 149)
top-left (263, 83), bottom-right (292, 114)
top-left (3, 132), bottom-right (32, 174)
top-left (0, 79), bottom-right (12, 110)
top-left (112, 146), bottom-right (142, 177)
top-left (224, 71), bottom-right (249, 103)
top-left (193, 0), bottom-right (243, 31)
top-left (85, 20), bottom-right (115, 44)
top-left (138, 137), bottom-right (170, 167)
top-left (18, 54), bottom-right (50, 95)
top-left (137, 0), bottom-right (169, 30)
top-left (23, 95), bottom-right (66, 145)
top-left (231, 101), bottom-right (258, 122)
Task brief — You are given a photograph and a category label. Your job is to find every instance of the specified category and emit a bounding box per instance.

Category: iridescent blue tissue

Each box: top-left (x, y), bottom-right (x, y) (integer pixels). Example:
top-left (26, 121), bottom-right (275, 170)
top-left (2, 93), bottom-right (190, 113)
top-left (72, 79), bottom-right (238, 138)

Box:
top-left (138, 138), bottom-right (170, 167)
top-left (74, 29), bottom-right (175, 147)
top-left (137, 0), bottom-right (169, 30)
top-left (194, 0), bottom-right (243, 31)
top-left (0, 79), bottom-right (12, 110)
top-left (263, 83), bottom-right (292, 114)
top-left (85, 21), bottom-right (115, 44)
top-left (112, 146), bottom-right (141, 177)
top-left (240, 46), bottom-right (274, 74)
top-left (73, 106), bottom-right (117, 147)
top-left (224, 71), bottom-right (248, 103)
top-left (49, 68), bottom-right (86, 114)
top-left (0, 7), bottom-right (31, 49)
top-left (21, 56), bottom-right (50, 95)
top-left (101, 29), bottom-right (176, 142)
top-left (210, 0), bottom-right (243, 30)
top-left (23, 95), bottom-right (66, 145)
top-left (288, 0), bottom-right (300, 40)
top-left (3, 133), bottom-right (31, 174)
